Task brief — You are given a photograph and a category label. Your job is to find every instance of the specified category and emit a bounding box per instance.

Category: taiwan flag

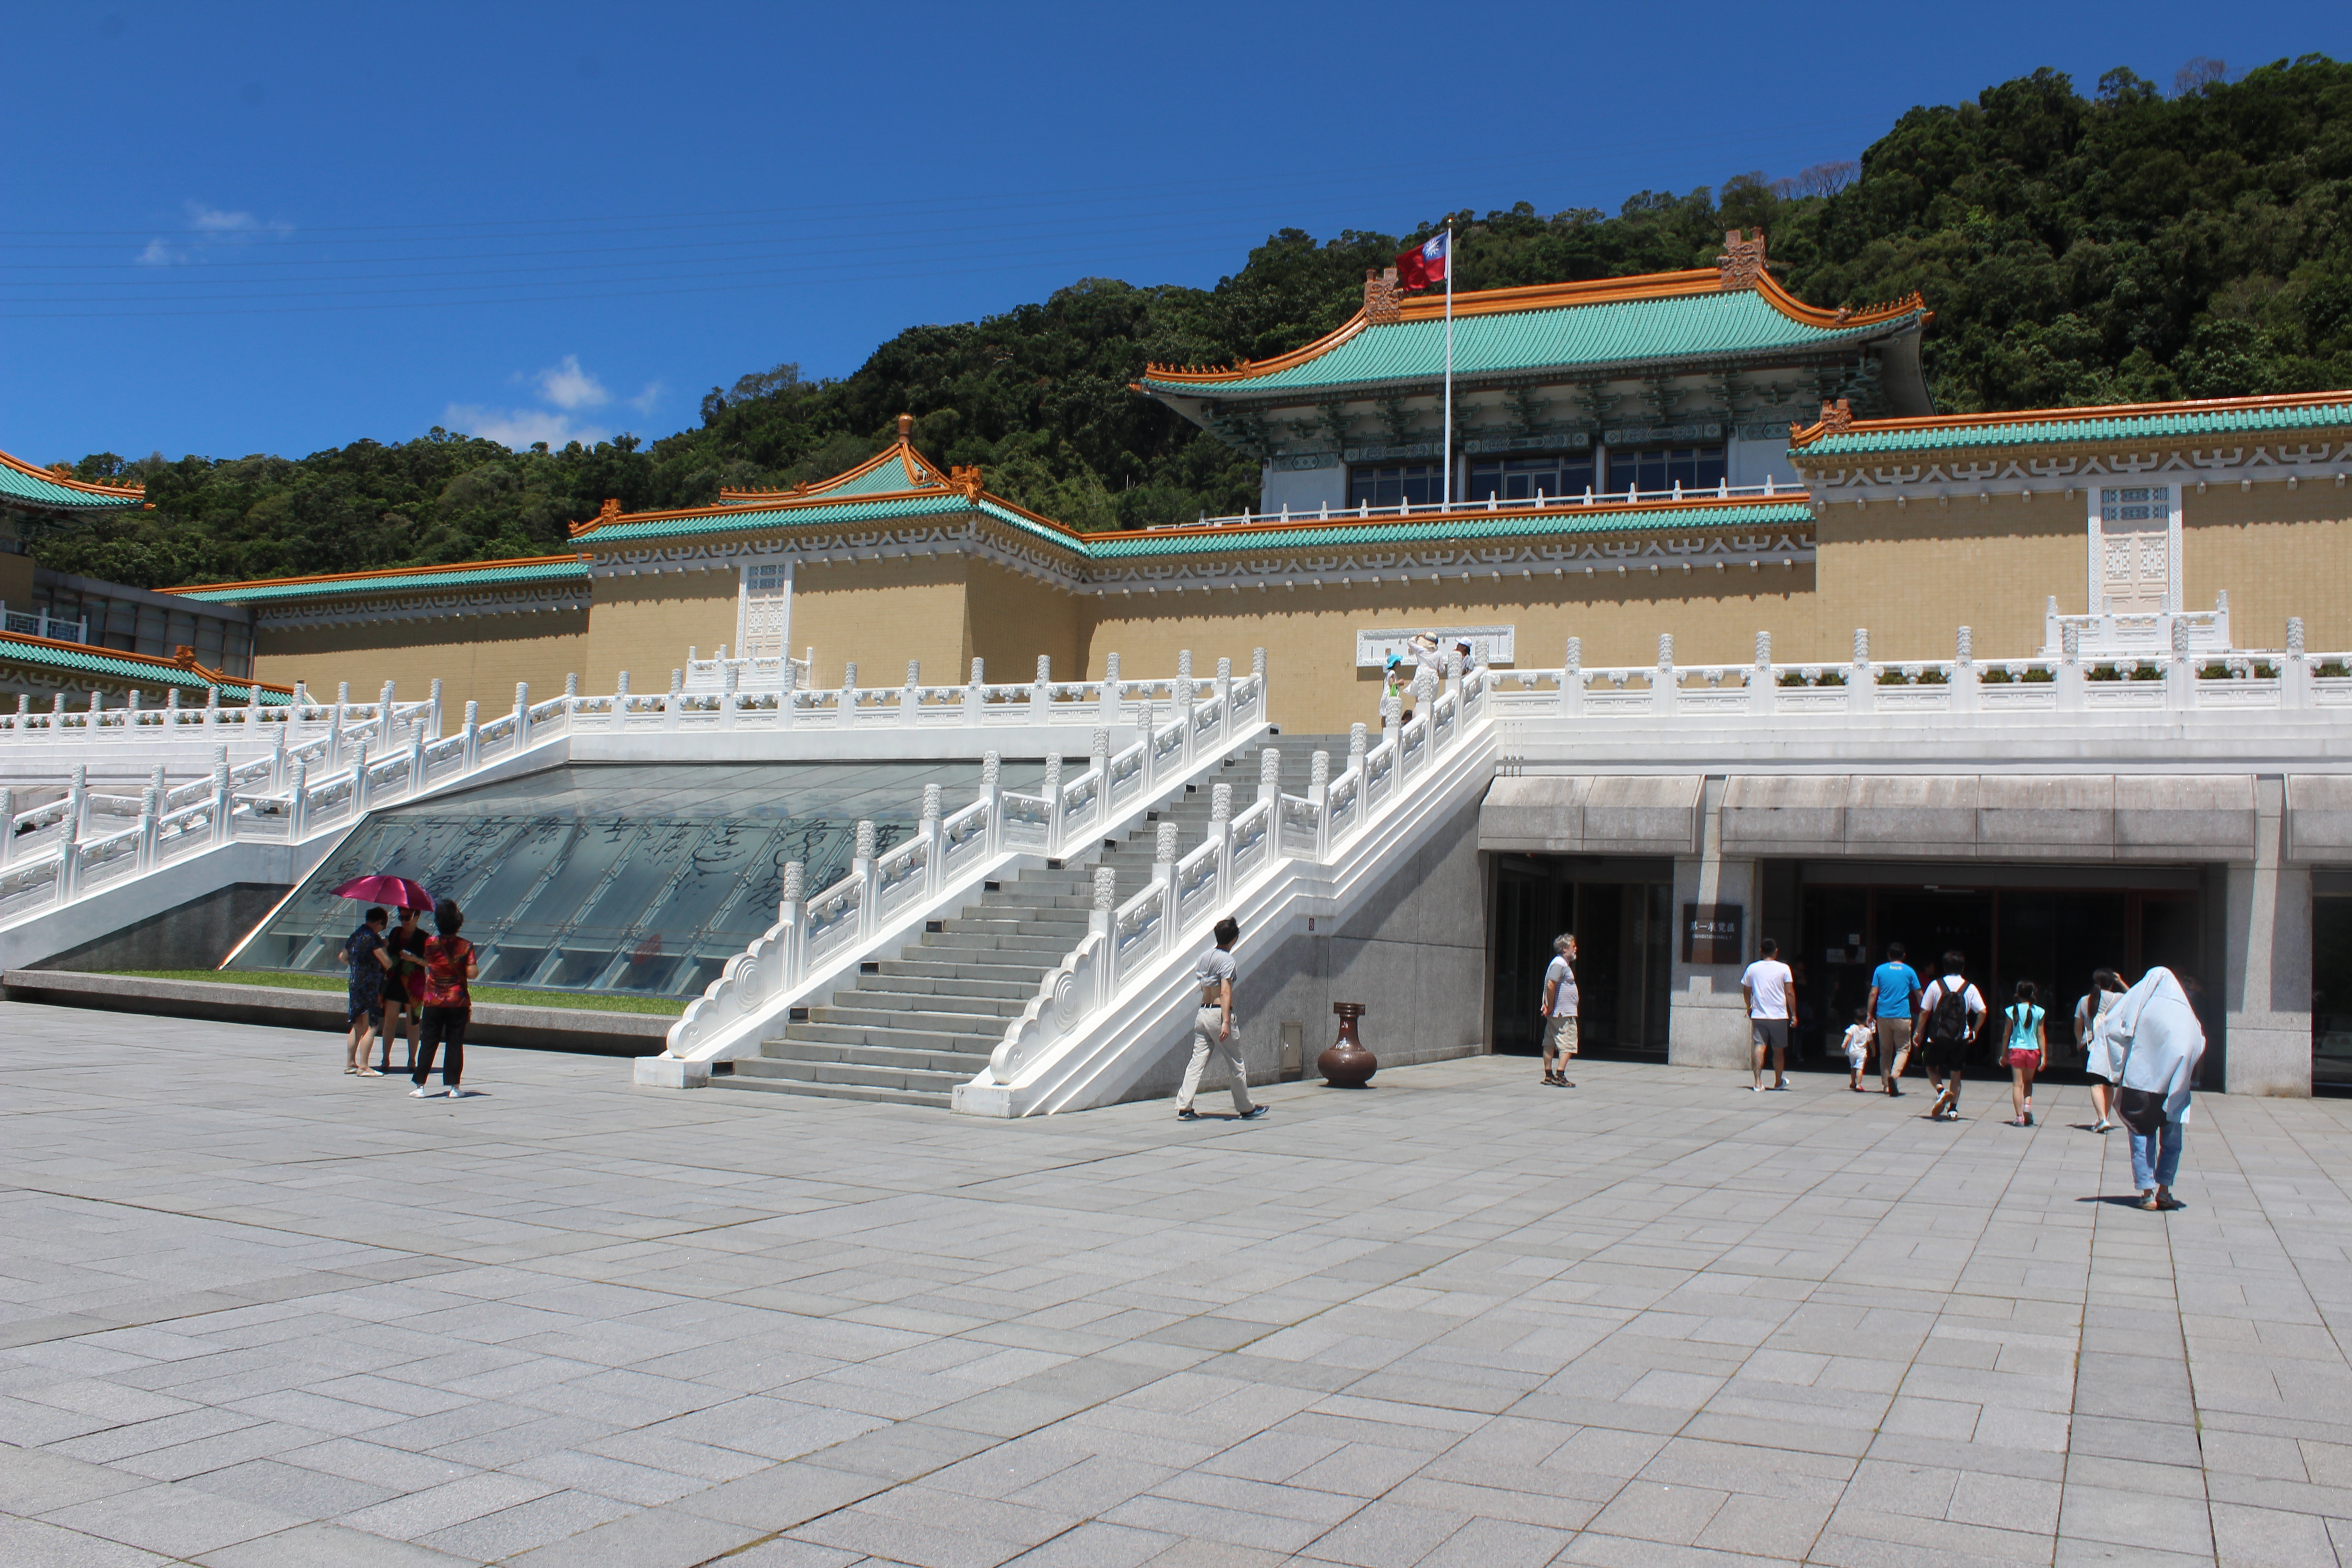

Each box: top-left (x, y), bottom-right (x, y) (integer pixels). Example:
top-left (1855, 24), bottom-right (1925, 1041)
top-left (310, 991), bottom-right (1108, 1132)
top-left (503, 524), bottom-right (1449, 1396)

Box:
top-left (1395, 231), bottom-right (1449, 291)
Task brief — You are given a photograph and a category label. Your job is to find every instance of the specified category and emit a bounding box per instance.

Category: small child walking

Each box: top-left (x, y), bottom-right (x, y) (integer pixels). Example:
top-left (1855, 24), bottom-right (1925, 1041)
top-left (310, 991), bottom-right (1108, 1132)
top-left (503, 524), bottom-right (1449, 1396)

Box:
top-left (1840, 1008), bottom-right (1874, 1092)
top-left (2003, 980), bottom-right (2048, 1127)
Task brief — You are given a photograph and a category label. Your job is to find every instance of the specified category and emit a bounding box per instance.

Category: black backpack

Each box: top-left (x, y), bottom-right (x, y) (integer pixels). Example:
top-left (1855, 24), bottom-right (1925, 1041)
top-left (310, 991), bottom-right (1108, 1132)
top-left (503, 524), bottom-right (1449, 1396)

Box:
top-left (1927, 979), bottom-right (1972, 1044)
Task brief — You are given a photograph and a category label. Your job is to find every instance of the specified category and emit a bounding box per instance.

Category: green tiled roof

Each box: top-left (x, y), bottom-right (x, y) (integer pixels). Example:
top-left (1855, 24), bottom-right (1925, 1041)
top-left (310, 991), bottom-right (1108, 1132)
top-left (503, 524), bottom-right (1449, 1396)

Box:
top-left (587, 494), bottom-right (986, 545)
top-left (1797, 398), bottom-right (2352, 457)
top-left (0, 633), bottom-right (289, 702)
top-left (1083, 501), bottom-right (1817, 557)
top-left (175, 557), bottom-right (589, 605)
top-left (0, 458), bottom-right (142, 513)
top-left (586, 486), bottom-right (1808, 558)
top-left (809, 449), bottom-right (939, 497)
top-left (1138, 292), bottom-right (1921, 398)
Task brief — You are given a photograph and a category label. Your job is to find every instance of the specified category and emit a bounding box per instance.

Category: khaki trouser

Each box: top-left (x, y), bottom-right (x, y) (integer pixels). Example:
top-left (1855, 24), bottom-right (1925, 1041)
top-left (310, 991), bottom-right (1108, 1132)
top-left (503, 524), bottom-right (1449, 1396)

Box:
top-left (1877, 1017), bottom-right (1913, 1079)
top-left (1179, 1006), bottom-right (1254, 1115)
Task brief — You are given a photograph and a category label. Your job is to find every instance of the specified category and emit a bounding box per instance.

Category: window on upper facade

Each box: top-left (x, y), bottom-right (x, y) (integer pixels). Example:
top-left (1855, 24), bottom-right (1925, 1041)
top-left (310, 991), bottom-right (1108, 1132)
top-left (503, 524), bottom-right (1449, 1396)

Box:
top-left (1467, 454), bottom-right (1598, 503)
top-left (1604, 445), bottom-right (1726, 495)
top-left (1347, 463), bottom-right (1446, 509)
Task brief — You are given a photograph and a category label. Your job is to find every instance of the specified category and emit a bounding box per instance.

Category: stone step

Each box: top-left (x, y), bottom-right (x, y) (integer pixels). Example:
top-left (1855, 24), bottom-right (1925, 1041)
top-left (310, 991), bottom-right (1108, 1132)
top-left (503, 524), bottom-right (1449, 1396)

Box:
top-left (878, 958), bottom-right (1058, 984)
top-left (763, 1039), bottom-right (993, 1074)
top-left (937, 916), bottom-right (1090, 937)
top-left (781, 1020), bottom-right (999, 1053)
top-left (731, 1057), bottom-right (969, 1094)
top-left (811, 999), bottom-right (1022, 1029)
top-left (849, 971), bottom-right (1039, 1001)
top-left (916, 931), bottom-right (1077, 956)
top-left (711, 1073), bottom-right (951, 1109)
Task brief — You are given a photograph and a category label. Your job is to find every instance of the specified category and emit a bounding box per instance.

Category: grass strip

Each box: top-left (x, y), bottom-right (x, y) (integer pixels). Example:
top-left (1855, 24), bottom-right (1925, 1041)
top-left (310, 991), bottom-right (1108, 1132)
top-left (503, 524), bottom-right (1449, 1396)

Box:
top-left (108, 969), bottom-right (687, 1017)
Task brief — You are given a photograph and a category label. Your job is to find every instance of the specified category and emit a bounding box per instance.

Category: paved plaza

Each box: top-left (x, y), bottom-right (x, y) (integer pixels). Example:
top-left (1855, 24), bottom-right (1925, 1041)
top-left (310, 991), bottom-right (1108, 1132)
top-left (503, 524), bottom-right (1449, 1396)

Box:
top-left (3, 1004), bottom-right (2351, 1567)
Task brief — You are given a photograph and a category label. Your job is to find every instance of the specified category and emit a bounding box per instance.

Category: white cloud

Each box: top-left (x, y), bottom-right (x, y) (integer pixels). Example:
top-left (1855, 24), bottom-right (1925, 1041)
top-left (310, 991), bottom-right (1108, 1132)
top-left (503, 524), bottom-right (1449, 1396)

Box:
top-left (442, 404), bottom-right (612, 451)
top-left (534, 354), bottom-right (610, 411)
top-left (443, 354), bottom-right (666, 451)
top-left (136, 201), bottom-right (294, 266)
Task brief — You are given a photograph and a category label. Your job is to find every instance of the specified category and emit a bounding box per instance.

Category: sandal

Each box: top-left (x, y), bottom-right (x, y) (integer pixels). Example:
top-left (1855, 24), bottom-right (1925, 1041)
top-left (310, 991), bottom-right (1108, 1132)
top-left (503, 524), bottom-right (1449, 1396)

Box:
top-left (2139, 1191), bottom-right (2161, 1210)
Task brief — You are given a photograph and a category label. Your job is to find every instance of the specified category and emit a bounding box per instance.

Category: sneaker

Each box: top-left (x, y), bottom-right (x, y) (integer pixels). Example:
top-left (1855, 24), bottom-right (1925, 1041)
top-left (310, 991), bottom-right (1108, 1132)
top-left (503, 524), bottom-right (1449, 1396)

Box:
top-left (1750, 1085), bottom-right (1764, 1093)
top-left (1767, 1082), bottom-right (1791, 1091)
top-left (408, 1085), bottom-right (436, 1098)
top-left (1176, 1107), bottom-right (1199, 1121)
top-left (2023, 1112), bottom-right (2034, 1127)
top-left (444, 1088), bottom-right (463, 1098)
top-left (1240, 1106), bottom-right (1269, 1120)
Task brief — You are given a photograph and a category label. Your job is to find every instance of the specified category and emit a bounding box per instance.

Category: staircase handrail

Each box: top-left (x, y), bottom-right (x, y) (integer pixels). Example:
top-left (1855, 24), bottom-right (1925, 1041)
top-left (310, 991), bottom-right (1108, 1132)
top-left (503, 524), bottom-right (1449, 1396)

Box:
top-left (971, 668), bottom-right (1491, 1113)
top-left (654, 681), bottom-right (1274, 1072)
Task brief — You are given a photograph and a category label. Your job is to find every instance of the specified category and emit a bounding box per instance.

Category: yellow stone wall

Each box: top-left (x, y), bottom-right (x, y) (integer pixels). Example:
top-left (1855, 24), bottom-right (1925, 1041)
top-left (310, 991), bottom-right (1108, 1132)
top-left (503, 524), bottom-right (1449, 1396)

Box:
top-left (2182, 482), bottom-right (2352, 652)
top-left (253, 612), bottom-right (590, 710)
top-left (1082, 567), bottom-right (1823, 734)
top-left (579, 570), bottom-right (736, 690)
top-left (1808, 491), bottom-right (2087, 663)
top-left (966, 561), bottom-right (1086, 687)
top-left (787, 556), bottom-right (968, 689)
top-left (235, 476), bottom-right (2352, 731)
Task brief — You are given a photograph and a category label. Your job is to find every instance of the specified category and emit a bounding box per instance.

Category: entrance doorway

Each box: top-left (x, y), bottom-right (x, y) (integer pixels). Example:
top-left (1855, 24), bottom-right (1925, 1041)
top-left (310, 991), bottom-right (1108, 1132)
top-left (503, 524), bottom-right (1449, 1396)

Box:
top-left (1491, 856), bottom-right (1672, 1057)
top-left (1798, 876), bottom-right (2206, 1073)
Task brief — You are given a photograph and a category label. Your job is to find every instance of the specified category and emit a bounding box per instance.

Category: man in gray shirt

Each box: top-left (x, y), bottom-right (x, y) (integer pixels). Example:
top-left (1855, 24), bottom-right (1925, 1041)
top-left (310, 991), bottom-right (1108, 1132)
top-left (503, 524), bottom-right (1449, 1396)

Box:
top-left (1177, 916), bottom-right (1266, 1121)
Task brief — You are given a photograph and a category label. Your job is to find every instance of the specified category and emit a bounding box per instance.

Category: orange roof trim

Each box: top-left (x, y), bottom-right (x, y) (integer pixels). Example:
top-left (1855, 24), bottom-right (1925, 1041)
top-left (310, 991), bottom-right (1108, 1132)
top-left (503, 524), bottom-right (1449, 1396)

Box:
top-left (0, 628), bottom-right (295, 693)
top-left (1069, 490), bottom-right (1812, 544)
top-left (0, 447), bottom-right (147, 500)
top-left (1141, 270), bottom-right (1929, 387)
top-left (714, 415), bottom-right (957, 504)
top-left (158, 552), bottom-right (590, 597)
top-left (1788, 388), bottom-right (2352, 449)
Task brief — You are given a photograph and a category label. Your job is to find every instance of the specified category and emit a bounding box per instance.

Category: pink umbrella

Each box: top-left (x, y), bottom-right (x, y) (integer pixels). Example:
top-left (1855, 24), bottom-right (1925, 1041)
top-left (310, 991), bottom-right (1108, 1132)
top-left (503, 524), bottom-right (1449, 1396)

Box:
top-left (331, 875), bottom-right (435, 911)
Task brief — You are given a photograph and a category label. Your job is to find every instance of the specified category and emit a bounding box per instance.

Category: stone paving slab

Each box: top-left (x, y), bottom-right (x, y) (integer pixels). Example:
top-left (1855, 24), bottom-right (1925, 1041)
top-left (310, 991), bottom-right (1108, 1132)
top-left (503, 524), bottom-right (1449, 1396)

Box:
top-left (3, 1000), bottom-right (2350, 1564)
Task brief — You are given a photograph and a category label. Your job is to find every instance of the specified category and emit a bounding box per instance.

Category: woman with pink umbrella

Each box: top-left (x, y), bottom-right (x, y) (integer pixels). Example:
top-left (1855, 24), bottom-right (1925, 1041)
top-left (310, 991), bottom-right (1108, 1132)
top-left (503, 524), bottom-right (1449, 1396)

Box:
top-left (330, 876), bottom-right (433, 1080)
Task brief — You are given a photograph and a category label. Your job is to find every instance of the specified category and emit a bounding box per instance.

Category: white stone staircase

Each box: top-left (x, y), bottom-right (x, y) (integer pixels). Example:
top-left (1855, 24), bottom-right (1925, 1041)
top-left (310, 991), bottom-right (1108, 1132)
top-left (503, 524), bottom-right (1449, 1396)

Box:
top-left (714, 744), bottom-right (1341, 1107)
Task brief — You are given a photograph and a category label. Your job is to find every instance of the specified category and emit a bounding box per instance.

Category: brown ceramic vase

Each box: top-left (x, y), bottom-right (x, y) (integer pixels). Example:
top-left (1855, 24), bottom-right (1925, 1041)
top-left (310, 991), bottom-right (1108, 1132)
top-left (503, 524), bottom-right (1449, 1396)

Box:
top-left (1318, 1002), bottom-right (1377, 1087)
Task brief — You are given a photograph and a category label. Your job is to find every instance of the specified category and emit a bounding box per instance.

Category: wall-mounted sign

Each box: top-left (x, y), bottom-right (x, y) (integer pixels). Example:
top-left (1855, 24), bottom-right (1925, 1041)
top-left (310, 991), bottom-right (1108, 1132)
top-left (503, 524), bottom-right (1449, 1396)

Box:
top-left (1602, 422), bottom-right (1725, 446)
top-left (1682, 903), bottom-right (1744, 965)
top-left (1355, 625), bottom-right (1516, 669)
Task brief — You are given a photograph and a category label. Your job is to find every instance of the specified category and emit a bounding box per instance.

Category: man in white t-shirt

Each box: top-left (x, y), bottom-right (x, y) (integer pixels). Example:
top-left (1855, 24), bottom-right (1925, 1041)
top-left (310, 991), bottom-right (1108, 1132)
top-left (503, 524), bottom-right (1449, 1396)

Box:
top-left (1917, 952), bottom-right (1987, 1122)
top-left (1741, 937), bottom-right (1795, 1092)
top-left (1539, 933), bottom-right (1578, 1089)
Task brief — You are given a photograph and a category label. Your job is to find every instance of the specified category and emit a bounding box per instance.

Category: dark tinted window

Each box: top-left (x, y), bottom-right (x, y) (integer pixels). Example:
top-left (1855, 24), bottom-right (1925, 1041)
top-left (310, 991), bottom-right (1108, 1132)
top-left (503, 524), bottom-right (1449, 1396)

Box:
top-left (1467, 453), bottom-right (1597, 502)
top-left (1346, 463), bottom-right (1446, 508)
top-left (1605, 445), bottom-right (1727, 495)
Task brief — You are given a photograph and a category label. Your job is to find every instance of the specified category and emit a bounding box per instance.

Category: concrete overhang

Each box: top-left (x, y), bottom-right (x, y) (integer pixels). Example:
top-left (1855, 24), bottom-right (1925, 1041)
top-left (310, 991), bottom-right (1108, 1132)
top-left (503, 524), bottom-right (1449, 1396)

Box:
top-left (1488, 773), bottom-right (2271, 863)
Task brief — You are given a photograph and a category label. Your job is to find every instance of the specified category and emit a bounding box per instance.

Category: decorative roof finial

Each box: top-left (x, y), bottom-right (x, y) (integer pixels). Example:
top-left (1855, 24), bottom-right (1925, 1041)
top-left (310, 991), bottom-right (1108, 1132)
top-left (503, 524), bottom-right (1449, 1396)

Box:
top-left (897, 413), bottom-right (914, 441)
top-left (595, 497), bottom-right (622, 525)
top-left (1716, 228), bottom-right (1767, 290)
top-left (1818, 398), bottom-right (1853, 433)
top-left (1363, 266), bottom-right (1402, 326)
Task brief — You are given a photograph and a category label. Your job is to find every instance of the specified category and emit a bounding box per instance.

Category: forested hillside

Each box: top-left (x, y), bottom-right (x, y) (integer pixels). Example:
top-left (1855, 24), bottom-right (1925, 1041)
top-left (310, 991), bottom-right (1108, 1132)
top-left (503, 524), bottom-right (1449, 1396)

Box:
top-left (40, 54), bottom-right (2352, 589)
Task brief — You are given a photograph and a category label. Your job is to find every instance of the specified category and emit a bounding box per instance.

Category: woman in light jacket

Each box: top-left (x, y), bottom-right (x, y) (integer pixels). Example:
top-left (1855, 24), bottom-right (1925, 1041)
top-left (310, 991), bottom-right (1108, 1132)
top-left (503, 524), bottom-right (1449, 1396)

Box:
top-left (2096, 966), bottom-right (2206, 1211)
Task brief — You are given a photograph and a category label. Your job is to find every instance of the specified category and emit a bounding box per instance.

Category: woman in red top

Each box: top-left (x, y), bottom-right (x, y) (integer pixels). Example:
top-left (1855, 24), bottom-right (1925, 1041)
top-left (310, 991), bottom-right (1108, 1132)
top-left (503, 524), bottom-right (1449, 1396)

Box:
top-left (408, 899), bottom-right (479, 1098)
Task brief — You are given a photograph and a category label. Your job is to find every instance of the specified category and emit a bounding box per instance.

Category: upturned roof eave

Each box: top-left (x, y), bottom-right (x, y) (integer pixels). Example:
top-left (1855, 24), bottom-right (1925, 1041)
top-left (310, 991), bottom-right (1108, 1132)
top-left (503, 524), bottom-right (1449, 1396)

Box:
top-left (1788, 390), bottom-right (2352, 461)
top-left (1138, 318), bottom-right (1927, 412)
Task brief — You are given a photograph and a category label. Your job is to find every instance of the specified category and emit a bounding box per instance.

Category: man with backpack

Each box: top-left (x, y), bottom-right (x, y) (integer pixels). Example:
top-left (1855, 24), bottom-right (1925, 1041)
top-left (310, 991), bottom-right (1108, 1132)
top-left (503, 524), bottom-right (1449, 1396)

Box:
top-left (1917, 951), bottom-right (1985, 1122)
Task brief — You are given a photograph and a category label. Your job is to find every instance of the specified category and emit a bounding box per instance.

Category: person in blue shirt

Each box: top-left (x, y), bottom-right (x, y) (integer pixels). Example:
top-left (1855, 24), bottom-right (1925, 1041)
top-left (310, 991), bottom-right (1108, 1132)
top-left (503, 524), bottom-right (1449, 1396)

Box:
top-left (1863, 941), bottom-right (1923, 1096)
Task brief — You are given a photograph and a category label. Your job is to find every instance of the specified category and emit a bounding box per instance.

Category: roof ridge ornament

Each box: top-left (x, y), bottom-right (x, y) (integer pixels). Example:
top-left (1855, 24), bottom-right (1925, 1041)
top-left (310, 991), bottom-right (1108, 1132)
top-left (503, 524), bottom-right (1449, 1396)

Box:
top-left (950, 465), bottom-right (985, 499)
top-left (1818, 398), bottom-right (1853, 434)
top-left (1717, 229), bottom-right (1767, 290)
top-left (1363, 266), bottom-right (1402, 326)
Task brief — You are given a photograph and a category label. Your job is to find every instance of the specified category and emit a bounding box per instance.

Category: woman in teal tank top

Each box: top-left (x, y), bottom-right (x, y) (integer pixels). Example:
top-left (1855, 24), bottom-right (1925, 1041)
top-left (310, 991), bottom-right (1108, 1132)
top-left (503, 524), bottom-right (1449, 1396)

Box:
top-left (2002, 980), bottom-right (2048, 1127)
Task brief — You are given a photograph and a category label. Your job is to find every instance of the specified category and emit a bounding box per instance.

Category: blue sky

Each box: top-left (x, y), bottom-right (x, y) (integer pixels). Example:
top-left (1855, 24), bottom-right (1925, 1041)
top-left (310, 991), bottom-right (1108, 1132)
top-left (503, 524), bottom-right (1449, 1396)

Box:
top-left (4, 1), bottom-right (2343, 466)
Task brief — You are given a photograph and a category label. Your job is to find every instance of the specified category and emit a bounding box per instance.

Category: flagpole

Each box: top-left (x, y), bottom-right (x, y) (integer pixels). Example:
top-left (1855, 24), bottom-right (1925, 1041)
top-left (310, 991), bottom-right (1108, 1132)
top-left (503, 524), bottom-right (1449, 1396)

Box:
top-left (1442, 224), bottom-right (1454, 506)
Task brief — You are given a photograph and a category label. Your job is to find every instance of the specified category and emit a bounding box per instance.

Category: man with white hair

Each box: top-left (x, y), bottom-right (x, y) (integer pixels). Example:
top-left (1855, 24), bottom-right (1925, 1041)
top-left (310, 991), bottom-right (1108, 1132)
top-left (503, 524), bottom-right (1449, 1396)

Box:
top-left (1540, 932), bottom-right (1578, 1088)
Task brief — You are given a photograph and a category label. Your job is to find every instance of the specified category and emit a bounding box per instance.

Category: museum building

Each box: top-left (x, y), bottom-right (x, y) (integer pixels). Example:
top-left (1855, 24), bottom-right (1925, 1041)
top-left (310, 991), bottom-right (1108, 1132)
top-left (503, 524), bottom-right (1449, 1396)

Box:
top-left (16, 242), bottom-right (2351, 1095)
